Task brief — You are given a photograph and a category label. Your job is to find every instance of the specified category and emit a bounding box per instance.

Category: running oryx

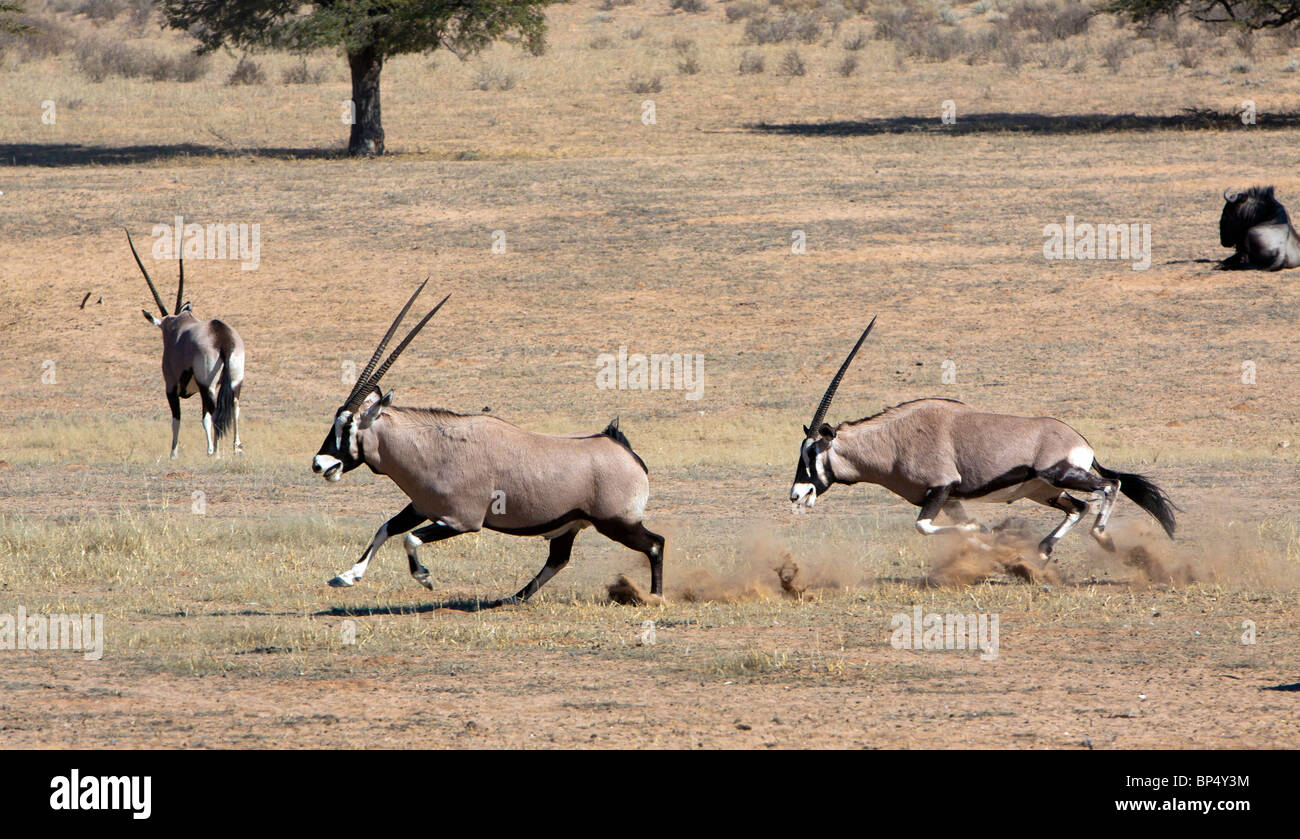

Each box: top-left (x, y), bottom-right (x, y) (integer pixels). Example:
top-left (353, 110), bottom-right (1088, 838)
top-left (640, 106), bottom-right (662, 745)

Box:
top-left (789, 319), bottom-right (1177, 566)
top-left (311, 282), bottom-right (664, 606)
top-left (127, 229), bottom-right (245, 458)
top-left (1219, 186), bottom-right (1300, 270)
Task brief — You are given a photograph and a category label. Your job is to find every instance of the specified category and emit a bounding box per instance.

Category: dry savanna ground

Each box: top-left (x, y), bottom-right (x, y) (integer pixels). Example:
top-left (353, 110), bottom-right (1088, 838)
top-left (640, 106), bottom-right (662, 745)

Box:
top-left (0, 0), bottom-right (1298, 749)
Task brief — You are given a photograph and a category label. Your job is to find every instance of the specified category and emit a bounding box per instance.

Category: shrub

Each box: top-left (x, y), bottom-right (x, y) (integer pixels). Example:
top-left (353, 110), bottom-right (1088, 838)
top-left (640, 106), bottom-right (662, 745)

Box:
top-left (281, 60), bottom-right (327, 84)
top-left (1100, 37), bottom-right (1129, 73)
top-left (627, 72), bottom-right (662, 93)
top-left (227, 55), bottom-right (266, 85)
top-left (779, 47), bottom-right (806, 75)
top-left (670, 0), bottom-right (708, 12)
top-left (836, 52), bottom-right (857, 76)
top-left (472, 64), bottom-right (519, 90)
top-left (738, 50), bottom-right (764, 74)
top-left (0, 12), bottom-right (74, 60)
top-left (842, 28), bottom-right (867, 50)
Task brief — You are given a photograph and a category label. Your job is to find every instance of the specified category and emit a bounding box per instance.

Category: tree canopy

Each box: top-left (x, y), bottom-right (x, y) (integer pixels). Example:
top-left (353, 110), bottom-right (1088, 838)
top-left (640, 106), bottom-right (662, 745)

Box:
top-left (1108, 0), bottom-right (1300, 28)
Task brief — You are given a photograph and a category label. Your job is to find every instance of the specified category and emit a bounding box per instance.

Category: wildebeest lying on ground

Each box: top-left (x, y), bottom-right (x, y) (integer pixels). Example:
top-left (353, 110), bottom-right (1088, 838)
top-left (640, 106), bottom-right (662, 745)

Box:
top-left (1219, 186), bottom-right (1300, 270)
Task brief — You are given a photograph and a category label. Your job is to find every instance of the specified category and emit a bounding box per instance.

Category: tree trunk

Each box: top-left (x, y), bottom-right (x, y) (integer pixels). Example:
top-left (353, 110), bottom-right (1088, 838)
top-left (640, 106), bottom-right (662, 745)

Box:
top-left (347, 45), bottom-right (384, 156)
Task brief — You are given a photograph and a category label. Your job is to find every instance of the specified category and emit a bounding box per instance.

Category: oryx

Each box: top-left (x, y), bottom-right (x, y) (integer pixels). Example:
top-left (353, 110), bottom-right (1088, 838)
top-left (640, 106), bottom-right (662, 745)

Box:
top-left (311, 282), bottom-right (664, 606)
top-left (127, 229), bottom-right (245, 458)
top-left (789, 319), bottom-right (1177, 566)
top-left (1219, 186), bottom-right (1300, 270)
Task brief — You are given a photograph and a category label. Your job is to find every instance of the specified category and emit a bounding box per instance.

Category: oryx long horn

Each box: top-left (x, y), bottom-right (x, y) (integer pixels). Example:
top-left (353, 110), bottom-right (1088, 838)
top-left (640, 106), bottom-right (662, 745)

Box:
top-left (175, 254), bottom-right (184, 314)
top-left (343, 279), bottom-right (430, 411)
top-left (358, 292), bottom-right (452, 399)
top-left (126, 228), bottom-right (168, 316)
top-left (808, 316), bottom-right (877, 432)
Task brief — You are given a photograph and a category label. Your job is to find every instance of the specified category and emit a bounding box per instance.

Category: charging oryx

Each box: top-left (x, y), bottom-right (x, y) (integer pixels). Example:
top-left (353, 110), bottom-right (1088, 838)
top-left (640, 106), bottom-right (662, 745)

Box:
top-left (311, 282), bottom-right (664, 606)
top-left (789, 319), bottom-right (1177, 566)
top-left (127, 229), bottom-right (245, 458)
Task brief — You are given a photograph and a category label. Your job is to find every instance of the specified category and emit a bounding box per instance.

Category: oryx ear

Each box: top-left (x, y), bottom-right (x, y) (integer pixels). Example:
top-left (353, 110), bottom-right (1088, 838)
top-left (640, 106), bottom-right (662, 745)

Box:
top-left (358, 390), bottom-right (392, 428)
top-left (179, 301), bottom-right (192, 313)
top-left (803, 424), bottom-right (812, 438)
top-left (817, 423), bottom-right (835, 439)
top-left (142, 309), bottom-right (161, 326)
top-left (1224, 188), bottom-right (1239, 202)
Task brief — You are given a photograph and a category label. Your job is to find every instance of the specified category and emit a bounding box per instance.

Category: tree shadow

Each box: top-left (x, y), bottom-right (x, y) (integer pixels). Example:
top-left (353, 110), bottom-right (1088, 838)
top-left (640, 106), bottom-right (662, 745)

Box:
top-left (749, 109), bottom-right (1300, 137)
top-left (0, 142), bottom-right (347, 167)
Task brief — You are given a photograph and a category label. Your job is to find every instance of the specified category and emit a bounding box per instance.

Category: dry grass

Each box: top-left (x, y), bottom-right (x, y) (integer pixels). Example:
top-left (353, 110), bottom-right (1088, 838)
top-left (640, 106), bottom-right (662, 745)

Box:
top-left (1, 0), bottom-right (1299, 748)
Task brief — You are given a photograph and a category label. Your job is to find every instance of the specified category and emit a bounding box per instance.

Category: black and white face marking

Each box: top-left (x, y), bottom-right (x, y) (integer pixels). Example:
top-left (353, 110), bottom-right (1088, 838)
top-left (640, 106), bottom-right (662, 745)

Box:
top-left (789, 426), bottom-right (834, 512)
top-left (311, 408), bottom-right (363, 481)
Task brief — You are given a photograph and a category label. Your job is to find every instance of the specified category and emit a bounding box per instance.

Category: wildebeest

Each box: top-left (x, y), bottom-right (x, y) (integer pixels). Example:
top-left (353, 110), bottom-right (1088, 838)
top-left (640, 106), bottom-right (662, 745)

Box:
top-left (1219, 186), bottom-right (1300, 270)
top-left (789, 320), bottom-right (1178, 565)
top-left (127, 229), bottom-right (245, 457)
top-left (311, 282), bottom-right (664, 605)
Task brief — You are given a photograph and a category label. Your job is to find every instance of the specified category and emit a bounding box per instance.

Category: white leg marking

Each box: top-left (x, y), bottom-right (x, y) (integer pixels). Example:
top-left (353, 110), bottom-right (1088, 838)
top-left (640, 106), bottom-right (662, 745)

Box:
top-left (170, 417), bottom-right (181, 459)
top-left (202, 411), bottom-right (215, 456)
top-left (403, 533), bottom-right (435, 590)
top-left (916, 518), bottom-right (980, 535)
top-left (329, 523), bottom-right (389, 587)
top-left (233, 400), bottom-right (243, 454)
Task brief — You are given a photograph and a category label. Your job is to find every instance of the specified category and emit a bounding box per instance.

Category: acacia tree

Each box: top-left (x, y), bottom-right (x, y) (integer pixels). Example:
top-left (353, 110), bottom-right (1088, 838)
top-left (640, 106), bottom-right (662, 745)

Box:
top-left (1108, 0), bottom-right (1300, 27)
top-left (161, 1), bottom-right (556, 156)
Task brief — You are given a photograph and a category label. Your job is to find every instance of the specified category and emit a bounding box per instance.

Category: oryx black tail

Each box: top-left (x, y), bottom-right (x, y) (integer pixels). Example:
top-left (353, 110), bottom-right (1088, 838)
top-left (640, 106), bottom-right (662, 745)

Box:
top-left (212, 350), bottom-right (235, 443)
top-left (1094, 462), bottom-right (1178, 538)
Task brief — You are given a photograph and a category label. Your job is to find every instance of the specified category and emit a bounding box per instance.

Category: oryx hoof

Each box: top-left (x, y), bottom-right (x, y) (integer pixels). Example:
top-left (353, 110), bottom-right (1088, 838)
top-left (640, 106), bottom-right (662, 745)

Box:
top-left (328, 575), bottom-right (356, 588)
top-left (413, 570), bottom-right (434, 591)
top-left (490, 596), bottom-right (523, 608)
top-left (234, 445), bottom-right (245, 456)
top-left (1093, 530), bottom-right (1117, 553)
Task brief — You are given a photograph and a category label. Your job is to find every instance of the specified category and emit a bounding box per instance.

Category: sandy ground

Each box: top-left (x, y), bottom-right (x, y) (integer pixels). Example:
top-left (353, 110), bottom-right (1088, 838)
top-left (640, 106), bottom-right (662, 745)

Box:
top-left (0, 0), bottom-right (1297, 748)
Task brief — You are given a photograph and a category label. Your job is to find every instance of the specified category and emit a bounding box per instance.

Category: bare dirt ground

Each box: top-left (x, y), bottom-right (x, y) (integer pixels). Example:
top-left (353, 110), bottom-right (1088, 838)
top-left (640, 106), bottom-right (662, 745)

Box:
top-left (0, 1), bottom-right (1298, 748)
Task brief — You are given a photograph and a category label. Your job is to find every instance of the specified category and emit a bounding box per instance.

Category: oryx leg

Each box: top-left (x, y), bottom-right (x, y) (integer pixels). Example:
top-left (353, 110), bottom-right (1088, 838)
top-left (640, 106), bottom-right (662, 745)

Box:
top-left (328, 504), bottom-right (426, 588)
top-left (403, 520), bottom-right (465, 592)
top-left (1034, 493), bottom-right (1089, 565)
top-left (199, 386), bottom-right (217, 457)
top-left (232, 398), bottom-right (243, 455)
top-left (166, 388), bottom-right (181, 459)
top-left (594, 520), bottom-right (666, 597)
top-left (915, 485), bottom-right (980, 535)
top-left (508, 528), bottom-right (579, 605)
top-left (1037, 461), bottom-right (1117, 553)
top-left (941, 500), bottom-right (989, 533)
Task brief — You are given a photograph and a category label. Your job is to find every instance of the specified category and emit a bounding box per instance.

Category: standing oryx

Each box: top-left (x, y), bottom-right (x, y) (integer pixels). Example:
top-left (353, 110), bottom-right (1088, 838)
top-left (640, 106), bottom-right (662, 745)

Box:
top-left (789, 319), bottom-right (1177, 566)
top-left (1219, 186), bottom-right (1300, 270)
top-left (127, 229), bottom-right (245, 458)
top-left (311, 282), bottom-right (664, 606)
